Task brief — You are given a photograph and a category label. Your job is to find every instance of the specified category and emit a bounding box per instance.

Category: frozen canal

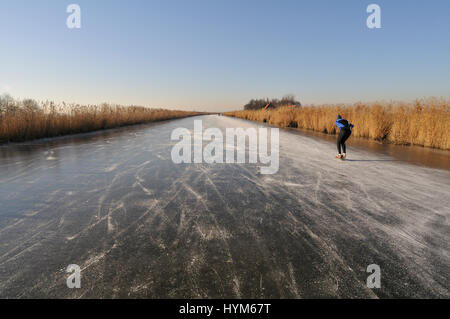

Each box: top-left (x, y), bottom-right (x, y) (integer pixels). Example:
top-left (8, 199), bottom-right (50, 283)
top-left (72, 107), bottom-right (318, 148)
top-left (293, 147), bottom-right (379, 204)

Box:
top-left (0, 115), bottom-right (449, 298)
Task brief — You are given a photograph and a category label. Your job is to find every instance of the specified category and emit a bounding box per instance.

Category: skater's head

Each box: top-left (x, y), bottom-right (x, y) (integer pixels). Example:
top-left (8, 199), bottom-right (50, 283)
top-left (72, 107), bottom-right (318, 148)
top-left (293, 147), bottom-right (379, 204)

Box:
top-left (336, 115), bottom-right (342, 120)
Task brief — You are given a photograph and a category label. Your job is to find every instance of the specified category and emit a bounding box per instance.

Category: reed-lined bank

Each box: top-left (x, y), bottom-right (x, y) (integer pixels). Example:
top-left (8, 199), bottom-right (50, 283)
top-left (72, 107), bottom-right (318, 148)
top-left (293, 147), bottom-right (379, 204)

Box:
top-left (0, 96), bottom-right (205, 143)
top-left (225, 98), bottom-right (450, 150)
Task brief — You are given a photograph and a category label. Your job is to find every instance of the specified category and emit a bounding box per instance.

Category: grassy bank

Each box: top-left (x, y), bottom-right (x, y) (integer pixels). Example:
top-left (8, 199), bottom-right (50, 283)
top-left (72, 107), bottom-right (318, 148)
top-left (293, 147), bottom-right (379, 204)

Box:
top-left (0, 96), bottom-right (204, 143)
top-left (224, 98), bottom-right (450, 150)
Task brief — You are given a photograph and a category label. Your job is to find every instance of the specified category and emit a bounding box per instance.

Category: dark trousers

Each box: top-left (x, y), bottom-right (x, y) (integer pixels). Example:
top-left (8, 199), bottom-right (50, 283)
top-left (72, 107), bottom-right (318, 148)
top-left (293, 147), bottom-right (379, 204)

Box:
top-left (337, 128), bottom-right (352, 154)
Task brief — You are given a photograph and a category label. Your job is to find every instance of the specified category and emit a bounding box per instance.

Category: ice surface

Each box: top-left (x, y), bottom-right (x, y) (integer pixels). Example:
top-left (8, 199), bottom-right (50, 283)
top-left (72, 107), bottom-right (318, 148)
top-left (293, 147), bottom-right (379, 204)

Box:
top-left (0, 115), bottom-right (448, 298)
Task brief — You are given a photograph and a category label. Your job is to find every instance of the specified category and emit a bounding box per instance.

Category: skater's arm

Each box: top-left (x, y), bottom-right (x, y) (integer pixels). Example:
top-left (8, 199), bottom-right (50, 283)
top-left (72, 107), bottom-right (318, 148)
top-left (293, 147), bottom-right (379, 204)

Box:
top-left (335, 119), bottom-right (346, 129)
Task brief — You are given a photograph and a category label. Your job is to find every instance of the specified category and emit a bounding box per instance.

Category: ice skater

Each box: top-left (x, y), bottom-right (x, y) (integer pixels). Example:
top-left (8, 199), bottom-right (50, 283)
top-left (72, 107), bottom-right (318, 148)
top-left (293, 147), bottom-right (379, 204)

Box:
top-left (335, 115), bottom-right (354, 159)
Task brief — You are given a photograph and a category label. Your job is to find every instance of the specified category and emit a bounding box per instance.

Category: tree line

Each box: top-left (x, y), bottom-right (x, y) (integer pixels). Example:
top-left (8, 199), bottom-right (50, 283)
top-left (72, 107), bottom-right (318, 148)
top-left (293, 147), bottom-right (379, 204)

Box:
top-left (243, 95), bottom-right (301, 110)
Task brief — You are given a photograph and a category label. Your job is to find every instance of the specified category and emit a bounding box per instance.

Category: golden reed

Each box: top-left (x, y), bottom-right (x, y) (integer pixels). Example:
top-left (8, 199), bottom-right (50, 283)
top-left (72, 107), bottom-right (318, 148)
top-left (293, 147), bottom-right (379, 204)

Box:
top-left (225, 98), bottom-right (449, 150)
top-left (0, 98), bottom-right (203, 143)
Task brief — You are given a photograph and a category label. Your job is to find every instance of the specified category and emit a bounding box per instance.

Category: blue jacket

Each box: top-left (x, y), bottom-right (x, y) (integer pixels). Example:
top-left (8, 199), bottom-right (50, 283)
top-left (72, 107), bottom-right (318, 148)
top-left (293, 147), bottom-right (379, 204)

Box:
top-left (335, 119), bottom-right (354, 131)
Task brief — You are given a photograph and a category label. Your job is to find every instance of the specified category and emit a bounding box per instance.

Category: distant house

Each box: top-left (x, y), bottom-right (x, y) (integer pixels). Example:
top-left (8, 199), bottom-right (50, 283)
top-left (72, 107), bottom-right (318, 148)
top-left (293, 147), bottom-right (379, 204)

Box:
top-left (264, 103), bottom-right (275, 110)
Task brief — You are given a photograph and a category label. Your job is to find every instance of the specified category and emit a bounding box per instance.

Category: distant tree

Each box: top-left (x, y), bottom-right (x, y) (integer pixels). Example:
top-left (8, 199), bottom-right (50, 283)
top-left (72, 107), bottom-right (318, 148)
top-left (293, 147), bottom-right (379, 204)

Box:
top-left (22, 99), bottom-right (41, 113)
top-left (244, 98), bottom-right (269, 110)
top-left (280, 94), bottom-right (301, 107)
top-left (0, 94), bottom-right (17, 115)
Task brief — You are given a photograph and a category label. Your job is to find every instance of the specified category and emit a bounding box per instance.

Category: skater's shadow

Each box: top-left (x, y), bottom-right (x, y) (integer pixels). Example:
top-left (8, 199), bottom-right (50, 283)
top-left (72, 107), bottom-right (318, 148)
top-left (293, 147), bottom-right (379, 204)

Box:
top-left (345, 159), bottom-right (398, 162)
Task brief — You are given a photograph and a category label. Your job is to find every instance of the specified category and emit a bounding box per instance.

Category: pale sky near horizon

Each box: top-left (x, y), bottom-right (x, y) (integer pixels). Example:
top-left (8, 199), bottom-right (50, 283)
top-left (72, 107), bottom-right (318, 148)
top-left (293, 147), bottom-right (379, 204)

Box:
top-left (1, 0), bottom-right (449, 111)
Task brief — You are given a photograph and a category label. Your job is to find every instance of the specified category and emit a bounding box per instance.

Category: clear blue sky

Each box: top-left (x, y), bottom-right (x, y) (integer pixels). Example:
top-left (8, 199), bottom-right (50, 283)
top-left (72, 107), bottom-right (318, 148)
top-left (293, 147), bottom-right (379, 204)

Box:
top-left (1, 0), bottom-right (449, 111)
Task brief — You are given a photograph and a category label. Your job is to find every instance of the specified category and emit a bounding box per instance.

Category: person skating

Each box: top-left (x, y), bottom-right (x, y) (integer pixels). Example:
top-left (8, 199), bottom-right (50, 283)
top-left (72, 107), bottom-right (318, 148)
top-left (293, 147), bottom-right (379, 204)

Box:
top-left (334, 115), bottom-right (354, 159)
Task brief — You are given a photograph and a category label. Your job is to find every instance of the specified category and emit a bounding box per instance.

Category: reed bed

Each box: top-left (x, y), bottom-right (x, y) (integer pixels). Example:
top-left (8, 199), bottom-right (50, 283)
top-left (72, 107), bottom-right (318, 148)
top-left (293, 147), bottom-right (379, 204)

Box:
top-left (225, 98), bottom-right (450, 150)
top-left (0, 96), bottom-right (203, 143)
